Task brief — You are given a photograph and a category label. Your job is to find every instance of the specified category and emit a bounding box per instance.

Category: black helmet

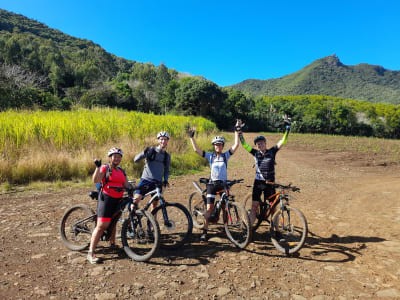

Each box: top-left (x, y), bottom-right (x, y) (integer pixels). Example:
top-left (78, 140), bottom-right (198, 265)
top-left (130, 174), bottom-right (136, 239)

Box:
top-left (254, 135), bottom-right (266, 145)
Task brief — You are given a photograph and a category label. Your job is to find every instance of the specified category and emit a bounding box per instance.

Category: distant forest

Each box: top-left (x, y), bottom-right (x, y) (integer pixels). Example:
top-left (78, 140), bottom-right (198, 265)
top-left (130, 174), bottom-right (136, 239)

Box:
top-left (1, 9), bottom-right (400, 138)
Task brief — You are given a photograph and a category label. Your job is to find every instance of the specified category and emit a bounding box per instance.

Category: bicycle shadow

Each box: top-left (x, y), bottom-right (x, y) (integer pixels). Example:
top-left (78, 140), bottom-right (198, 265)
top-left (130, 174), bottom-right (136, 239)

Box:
top-left (93, 227), bottom-right (245, 266)
top-left (246, 228), bottom-right (386, 263)
top-left (147, 229), bottom-right (247, 266)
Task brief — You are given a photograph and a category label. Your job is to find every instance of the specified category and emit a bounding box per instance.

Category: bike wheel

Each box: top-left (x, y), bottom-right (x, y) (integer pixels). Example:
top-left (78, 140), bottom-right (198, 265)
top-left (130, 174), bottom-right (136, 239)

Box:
top-left (270, 206), bottom-right (308, 255)
top-left (224, 202), bottom-right (252, 249)
top-left (243, 193), bottom-right (264, 231)
top-left (60, 204), bottom-right (96, 251)
top-left (121, 210), bottom-right (160, 262)
top-left (188, 192), bottom-right (206, 229)
top-left (152, 203), bottom-right (193, 250)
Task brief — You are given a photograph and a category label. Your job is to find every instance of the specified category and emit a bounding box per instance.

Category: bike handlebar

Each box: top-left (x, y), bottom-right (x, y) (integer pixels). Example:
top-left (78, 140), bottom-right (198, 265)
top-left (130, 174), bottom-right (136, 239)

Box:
top-left (198, 178), bottom-right (243, 187)
top-left (270, 182), bottom-right (300, 192)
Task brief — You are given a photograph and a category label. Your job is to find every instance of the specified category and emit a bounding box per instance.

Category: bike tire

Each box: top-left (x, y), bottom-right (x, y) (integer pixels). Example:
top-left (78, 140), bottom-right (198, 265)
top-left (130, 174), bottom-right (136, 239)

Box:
top-left (188, 191), bottom-right (206, 229)
top-left (152, 202), bottom-right (193, 250)
top-left (121, 210), bottom-right (160, 262)
top-left (270, 206), bottom-right (308, 255)
top-left (224, 202), bottom-right (252, 249)
top-left (243, 193), bottom-right (263, 231)
top-left (60, 204), bottom-right (96, 251)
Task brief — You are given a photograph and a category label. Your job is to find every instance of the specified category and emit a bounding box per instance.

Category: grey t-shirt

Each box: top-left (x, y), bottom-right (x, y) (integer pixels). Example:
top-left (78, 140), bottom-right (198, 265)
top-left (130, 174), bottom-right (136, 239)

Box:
top-left (134, 147), bottom-right (170, 183)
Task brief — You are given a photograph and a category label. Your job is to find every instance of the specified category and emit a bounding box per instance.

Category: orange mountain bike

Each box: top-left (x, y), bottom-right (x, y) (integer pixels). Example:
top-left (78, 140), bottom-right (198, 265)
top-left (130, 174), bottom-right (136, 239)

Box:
top-left (244, 182), bottom-right (308, 255)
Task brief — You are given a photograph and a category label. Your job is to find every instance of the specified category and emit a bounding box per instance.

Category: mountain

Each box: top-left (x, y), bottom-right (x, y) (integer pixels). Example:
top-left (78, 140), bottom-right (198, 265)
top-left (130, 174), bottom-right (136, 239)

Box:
top-left (231, 54), bottom-right (400, 104)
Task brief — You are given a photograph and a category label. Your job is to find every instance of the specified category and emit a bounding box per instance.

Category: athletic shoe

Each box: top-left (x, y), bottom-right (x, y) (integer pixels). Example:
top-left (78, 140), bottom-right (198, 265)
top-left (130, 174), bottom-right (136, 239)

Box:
top-left (87, 253), bottom-right (100, 264)
top-left (200, 233), bottom-right (208, 242)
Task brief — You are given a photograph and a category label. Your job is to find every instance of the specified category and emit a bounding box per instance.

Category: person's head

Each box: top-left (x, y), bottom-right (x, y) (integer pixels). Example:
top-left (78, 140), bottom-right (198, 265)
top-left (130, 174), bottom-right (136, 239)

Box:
top-left (211, 136), bottom-right (225, 154)
top-left (254, 135), bottom-right (267, 151)
top-left (107, 147), bottom-right (123, 166)
top-left (157, 131), bottom-right (170, 149)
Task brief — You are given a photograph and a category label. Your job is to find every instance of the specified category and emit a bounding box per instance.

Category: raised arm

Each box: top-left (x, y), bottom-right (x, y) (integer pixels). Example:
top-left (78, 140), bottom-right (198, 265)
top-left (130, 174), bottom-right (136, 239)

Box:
top-left (92, 160), bottom-right (105, 183)
top-left (189, 128), bottom-right (204, 156)
top-left (239, 132), bottom-right (253, 153)
top-left (134, 147), bottom-right (149, 163)
top-left (235, 119), bottom-right (253, 153)
top-left (277, 118), bottom-right (291, 149)
top-left (229, 129), bottom-right (240, 154)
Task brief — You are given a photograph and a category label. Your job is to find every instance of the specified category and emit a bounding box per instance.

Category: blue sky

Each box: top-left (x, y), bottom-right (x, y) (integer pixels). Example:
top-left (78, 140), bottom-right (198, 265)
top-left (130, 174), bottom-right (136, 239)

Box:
top-left (1, 0), bottom-right (399, 86)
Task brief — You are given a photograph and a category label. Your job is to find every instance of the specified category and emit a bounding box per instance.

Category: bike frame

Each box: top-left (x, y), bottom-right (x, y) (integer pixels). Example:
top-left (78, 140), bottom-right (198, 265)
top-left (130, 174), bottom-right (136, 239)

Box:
top-left (259, 186), bottom-right (296, 221)
top-left (141, 185), bottom-right (172, 227)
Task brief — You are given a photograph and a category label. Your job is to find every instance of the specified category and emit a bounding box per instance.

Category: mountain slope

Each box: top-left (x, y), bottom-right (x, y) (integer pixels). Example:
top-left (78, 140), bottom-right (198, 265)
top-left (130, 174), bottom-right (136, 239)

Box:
top-left (231, 55), bottom-right (400, 104)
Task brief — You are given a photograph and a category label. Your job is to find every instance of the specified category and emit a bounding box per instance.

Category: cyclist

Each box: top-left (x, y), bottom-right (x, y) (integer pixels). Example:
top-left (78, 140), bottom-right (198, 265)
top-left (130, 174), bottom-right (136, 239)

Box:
top-left (189, 122), bottom-right (240, 241)
top-left (133, 131), bottom-right (171, 209)
top-left (88, 147), bottom-right (132, 264)
top-left (237, 118), bottom-right (291, 225)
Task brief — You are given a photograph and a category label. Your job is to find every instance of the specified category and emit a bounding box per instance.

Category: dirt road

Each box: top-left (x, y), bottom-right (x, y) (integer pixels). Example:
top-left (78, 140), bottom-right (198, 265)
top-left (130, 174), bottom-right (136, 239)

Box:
top-left (1, 133), bottom-right (400, 299)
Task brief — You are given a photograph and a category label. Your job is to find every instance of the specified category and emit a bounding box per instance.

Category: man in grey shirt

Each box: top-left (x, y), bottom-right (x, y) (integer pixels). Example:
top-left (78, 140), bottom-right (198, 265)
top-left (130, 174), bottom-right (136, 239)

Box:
top-left (133, 131), bottom-right (171, 209)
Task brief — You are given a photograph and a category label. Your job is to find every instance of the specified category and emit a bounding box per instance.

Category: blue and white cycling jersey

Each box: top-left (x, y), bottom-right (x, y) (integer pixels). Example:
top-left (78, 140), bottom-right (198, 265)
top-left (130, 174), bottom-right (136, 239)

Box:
top-left (203, 150), bottom-right (232, 181)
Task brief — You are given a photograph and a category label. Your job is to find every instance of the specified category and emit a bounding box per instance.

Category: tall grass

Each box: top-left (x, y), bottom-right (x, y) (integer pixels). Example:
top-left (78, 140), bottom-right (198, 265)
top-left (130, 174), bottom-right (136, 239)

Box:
top-left (0, 108), bottom-right (217, 184)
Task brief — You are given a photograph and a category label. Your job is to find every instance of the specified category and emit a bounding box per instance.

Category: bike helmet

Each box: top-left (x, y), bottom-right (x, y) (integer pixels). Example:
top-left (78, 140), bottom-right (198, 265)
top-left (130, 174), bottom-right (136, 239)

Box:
top-left (254, 135), bottom-right (266, 145)
top-left (157, 131), bottom-right (170, 139)
top-left (108, 147), bottom-right (123, 157)
top-left (211, 136), bottom-right (225, 145)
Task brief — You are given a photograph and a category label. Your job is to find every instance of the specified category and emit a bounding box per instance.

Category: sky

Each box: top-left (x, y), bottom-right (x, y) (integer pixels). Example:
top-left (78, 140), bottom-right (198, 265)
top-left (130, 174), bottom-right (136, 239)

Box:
top-left (1, 0), bottom-right (400, 87)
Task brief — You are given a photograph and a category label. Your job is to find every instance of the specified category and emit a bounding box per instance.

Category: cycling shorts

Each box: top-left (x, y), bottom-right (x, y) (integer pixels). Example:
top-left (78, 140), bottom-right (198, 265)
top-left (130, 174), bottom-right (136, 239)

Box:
top-left (97, 192), bottom-right (121, 222)
top-left (252, 180), bottom-right (276, 203)
top-left (134, 178), bottom-right (162, 196)
top-left (206, 181), bottom-right (224, 204)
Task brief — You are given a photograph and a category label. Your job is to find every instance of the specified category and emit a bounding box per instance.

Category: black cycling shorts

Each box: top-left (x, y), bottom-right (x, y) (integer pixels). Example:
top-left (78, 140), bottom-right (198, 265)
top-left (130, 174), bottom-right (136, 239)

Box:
top-left (97, 192), bottom-right (121, 221)
top-left (206, 181), bottom-right (224, 204)
top-left (252, 180), bottom-right (276, 203)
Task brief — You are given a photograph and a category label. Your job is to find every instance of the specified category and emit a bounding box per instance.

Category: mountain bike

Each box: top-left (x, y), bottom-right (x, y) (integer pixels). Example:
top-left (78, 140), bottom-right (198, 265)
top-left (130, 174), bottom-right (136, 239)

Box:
top-left (244, 182), bottom-right (308, 255)
top-left (138, 182), bottom-right (193, 249)
top-left (60, 183), bottom-right (160, 262)
top-left (188, 178), bottom-right (251, 249)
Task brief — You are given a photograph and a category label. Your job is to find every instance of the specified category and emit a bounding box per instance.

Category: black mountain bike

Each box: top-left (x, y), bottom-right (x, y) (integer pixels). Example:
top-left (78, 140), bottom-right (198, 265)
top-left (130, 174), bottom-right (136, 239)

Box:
top-left (60, 184), bottom-right (160, 262)
top-left (188, 178), bottom-right (251, 249)
top-left (139, 182), bottom-right (193, 249)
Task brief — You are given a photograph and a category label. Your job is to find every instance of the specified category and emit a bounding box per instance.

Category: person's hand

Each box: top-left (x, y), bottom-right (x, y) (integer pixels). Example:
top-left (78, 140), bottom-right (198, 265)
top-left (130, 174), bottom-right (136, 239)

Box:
top-left (235, 119), bottom-right (245, 132)
top-left (188, 127), bottom-right (195, 138)
top-left (94, 159), bottom-right (101, 168)
top-left (283, 115), bottom-right (292, 130)
top-left (163, 181), bottom-right (170, 188)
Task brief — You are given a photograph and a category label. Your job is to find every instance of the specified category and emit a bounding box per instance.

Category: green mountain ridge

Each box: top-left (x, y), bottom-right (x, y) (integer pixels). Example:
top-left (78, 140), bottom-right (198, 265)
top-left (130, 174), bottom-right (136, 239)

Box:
top-left (231, 54), bottom-right (400, 104)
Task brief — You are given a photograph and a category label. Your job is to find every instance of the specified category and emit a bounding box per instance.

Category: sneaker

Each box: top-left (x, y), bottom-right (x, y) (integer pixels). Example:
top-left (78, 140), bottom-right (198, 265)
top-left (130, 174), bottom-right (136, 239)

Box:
top-left (87, 252), bottom-right (100, 264)
top-left (127, 228), bottom-right (136, 239)
top-left (200, 233), bottom-right (208, 242)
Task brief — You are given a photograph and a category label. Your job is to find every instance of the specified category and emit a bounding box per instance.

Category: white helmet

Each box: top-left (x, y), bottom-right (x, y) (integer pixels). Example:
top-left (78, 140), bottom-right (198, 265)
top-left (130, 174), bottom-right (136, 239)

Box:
top-left (157, 131), bottom-right (170, 139)
top-left (108, 147), bottom-right (123, 157)
top-left (211, 136), bottom-right (225, 145)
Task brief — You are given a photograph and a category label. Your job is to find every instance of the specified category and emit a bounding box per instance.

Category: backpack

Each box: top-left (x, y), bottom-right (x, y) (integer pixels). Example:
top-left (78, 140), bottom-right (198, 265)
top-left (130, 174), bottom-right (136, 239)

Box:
top-left (147, 146), bottom-right (169, 168)
top-left (96, 164), bottom-right (126, 192)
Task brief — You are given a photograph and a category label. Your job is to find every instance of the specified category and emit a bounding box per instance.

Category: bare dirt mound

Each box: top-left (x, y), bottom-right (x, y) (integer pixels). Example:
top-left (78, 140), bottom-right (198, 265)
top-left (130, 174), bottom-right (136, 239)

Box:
top-left (1, 133), bottom-right (400, 299)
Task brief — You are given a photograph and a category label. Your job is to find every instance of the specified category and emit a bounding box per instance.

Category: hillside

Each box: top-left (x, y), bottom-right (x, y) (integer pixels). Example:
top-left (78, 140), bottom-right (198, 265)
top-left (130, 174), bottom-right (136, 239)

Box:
top-left (231, 55), bottom-right (400, 104)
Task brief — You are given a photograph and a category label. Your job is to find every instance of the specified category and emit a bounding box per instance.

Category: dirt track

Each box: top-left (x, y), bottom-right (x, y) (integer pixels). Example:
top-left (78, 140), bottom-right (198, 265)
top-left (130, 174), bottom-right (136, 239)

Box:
top-left (1, 133), bottom-right (400, 299)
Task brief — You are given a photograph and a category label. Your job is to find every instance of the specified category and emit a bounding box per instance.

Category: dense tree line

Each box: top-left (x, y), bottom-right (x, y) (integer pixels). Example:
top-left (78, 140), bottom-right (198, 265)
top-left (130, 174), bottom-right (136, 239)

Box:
top-left (1, 9), bottom-right (400, 139)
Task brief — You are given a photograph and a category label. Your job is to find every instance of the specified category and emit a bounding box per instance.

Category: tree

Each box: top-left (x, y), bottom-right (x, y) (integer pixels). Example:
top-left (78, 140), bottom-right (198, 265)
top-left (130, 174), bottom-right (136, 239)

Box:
top-left (175, 77), bottom-right (225, 122)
